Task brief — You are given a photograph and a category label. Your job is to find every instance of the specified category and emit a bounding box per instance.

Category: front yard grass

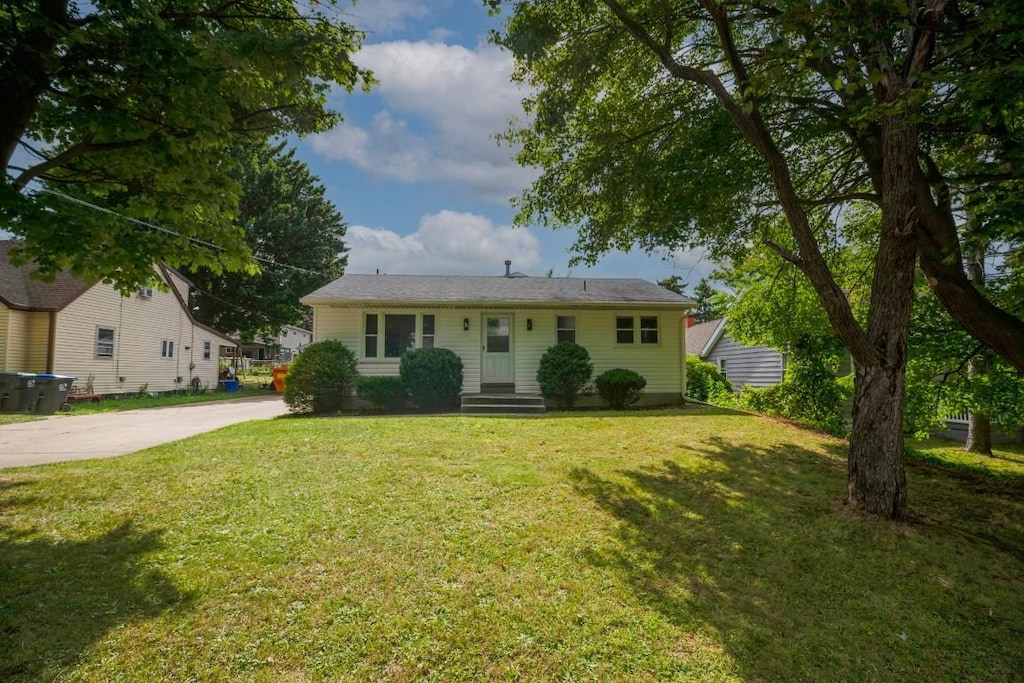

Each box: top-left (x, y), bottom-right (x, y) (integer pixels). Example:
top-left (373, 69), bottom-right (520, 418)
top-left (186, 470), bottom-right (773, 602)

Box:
top-left (63, 387), bottom-right (274, 415)
top-left (1, 407), bottom-right (1021, 681)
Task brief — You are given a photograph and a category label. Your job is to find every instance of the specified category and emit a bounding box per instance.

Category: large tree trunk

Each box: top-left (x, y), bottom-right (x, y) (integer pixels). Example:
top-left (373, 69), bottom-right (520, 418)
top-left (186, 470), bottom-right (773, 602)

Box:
top-left (964, 410), bottom-right (993, 455)
top-left (849, 364), bottom-right (908, 518)
top-left (846, 85), bottom-right (919, 520)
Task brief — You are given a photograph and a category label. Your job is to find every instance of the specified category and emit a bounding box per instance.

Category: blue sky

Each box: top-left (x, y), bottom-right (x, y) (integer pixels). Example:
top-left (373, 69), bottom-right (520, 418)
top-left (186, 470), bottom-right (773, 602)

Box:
top-left (291, 0), bottom-right (713, 285)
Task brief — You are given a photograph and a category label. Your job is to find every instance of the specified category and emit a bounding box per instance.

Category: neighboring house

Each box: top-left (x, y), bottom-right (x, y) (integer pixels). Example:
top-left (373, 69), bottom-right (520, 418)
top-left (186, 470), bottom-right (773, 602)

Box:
top-left (239, 325), bottom-right (312, 362)
top-left (301, 269), bottom-right (694, 405)
top-left (686, 318), bottom-right (786, 388)
top-left (0, 241), bottom-right (237, 394)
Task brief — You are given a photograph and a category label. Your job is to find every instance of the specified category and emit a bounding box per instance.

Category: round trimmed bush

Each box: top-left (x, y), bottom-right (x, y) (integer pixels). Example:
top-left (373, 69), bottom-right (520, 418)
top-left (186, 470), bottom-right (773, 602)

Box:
top-left (399, 347), bottom-right (464, 411)
top-left (595, 368), bottom-right (647, 410)
top-left (283, 340), bottom-right (359, 414)
top-left (536, 342), bottom-right (593, 408)
top-left (356, 376), bottom-right (408, 412)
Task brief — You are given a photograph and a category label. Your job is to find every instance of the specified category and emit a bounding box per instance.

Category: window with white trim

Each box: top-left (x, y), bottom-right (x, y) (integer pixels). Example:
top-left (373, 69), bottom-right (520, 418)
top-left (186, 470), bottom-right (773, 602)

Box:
top-left (95, 327), bottom-right (115, 358)
top-left (161, 339), bottom-right (175, 359)
top-left (203, 340), bottom-right (212, 360)
top-left (615, 316), bottom-right (634, 344)
top-left (717, 358), bottom-right (728, 379)
top-left (640, 316), bottom-right (659, 344)
top-left (422, 315), bottom-right (435, 349)
top-left (364, 314), bottom-right (378, 358)
top-left (556, 316), bottom-right (576, 343)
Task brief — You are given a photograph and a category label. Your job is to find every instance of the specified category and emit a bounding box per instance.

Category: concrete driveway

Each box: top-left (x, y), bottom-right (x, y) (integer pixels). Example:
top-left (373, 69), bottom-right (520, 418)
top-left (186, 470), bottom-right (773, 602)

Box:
top-left (0, 395), bottom-right (289, 469)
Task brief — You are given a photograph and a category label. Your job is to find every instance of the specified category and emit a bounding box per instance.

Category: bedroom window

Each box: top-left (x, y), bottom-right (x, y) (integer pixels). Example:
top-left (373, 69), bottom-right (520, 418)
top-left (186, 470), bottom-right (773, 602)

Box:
top-left (203, 340), bottom-right (212, 360)
top-left (556, 316), bottom-right (576, 343)
top-left (615, 316), bottom-right (635, 344)
top-left (161, 340), bottom-right (175, 359)
top-left (640, 316), bottom-right (659, 344)
top-left (95, 327), bottom-right (115, 358)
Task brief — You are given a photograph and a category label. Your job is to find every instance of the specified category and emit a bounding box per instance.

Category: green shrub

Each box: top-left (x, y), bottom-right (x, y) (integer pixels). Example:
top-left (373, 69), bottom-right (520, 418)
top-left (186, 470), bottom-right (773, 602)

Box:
top-left (399, 347), bottom-right (464, 411)
top-left (356, 376), bottom-right (408, 412)
top-left (736, 341), bottom-right (852, 436)
top-left (536, 343), bottom-right (593, 408)
top-left (595, 368), bottom-right (647, 410)
top-left (685, 356), bottom-right (733, 402)
top-left (283, 340), bottom-right (359, 414)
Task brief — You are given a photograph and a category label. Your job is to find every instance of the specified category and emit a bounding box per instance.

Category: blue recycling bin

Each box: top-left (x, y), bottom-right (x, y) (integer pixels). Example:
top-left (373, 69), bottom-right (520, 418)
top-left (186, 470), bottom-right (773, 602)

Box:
top-left (222, 379), bottom-right (239, 393)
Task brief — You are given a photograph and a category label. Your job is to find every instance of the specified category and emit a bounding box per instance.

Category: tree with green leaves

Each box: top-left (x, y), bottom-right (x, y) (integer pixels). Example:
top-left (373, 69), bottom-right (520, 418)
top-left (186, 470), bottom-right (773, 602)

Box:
top-left (185, 140), bottom-right (346, 342)
top-left (494, 0), bottom-right (1024, 519)
top-left (691, 278), bottom-right (722, 323)
top-left (1, 1), bottom-right (370, 290)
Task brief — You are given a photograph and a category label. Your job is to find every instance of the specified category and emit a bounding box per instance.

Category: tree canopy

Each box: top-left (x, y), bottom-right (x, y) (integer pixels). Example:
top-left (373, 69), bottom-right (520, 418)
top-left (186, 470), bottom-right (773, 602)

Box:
top-left (495, 0), bottom-right (1024, 518)
top-left (1, 0), bottom-right (370, 290)
top-left (185, 140), bottom-right (347, 342)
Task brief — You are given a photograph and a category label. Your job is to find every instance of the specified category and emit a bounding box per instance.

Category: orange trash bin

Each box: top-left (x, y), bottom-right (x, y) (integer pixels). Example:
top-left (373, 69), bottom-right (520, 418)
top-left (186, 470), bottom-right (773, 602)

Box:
top-left (271, 365), bottom-right (288, 394)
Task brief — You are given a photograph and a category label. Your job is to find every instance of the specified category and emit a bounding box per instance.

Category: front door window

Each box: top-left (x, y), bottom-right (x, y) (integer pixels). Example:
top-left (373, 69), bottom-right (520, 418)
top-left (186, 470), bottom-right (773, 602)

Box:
top-left (486, 317), bottom-right (510, 353)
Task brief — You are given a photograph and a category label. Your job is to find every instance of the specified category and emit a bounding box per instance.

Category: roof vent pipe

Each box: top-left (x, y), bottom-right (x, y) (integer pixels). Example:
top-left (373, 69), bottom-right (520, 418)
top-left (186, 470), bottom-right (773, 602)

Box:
top-left (504, 259), bottom-right (512, 277)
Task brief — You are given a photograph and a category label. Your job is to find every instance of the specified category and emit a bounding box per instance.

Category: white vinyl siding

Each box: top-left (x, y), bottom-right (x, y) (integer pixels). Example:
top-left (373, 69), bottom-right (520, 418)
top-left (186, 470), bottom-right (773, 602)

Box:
top-left (0, 306), bottom-right (8, 369)
top-left (311, 305), bottom-right (686, 398)
top-left (50, 267), bottom-right (232, 394)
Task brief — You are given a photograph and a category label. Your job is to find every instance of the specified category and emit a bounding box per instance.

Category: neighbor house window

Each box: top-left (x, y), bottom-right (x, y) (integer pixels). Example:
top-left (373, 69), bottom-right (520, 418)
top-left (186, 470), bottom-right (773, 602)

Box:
top-left (557, 316), bottom-right (576, 343)
top-left (616, 316), bottom-right (635, 344)
top-left (717, 358), bottom-right (728, 379)
top-left (203, 340), bottom-right (211, 360)
top-left (95, 327), bottom-right (115, 358)
top-left (364, 314), bottom-right (378, 358)
top-left (640, 316), bottom-right (659, 344)
top-left (384, 314), bottom-right (416, 358)
top-left (161, 340), bottom-right (174, 358)
top-left (422, 315), bottom-right (435, 349)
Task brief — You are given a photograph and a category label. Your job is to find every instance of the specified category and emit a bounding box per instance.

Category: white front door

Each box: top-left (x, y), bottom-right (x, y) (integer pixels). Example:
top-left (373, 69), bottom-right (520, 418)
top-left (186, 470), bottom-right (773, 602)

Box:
top-left (481, 314), bottom-right (514, 385)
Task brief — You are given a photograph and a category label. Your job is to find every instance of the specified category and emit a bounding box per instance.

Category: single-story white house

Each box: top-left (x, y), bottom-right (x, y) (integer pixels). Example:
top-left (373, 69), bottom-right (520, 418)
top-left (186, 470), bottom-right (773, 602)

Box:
top-left (301, 268), bottom-right (695, 406)
top-left (239, 324), bottom-right (312, 362)
top-left (686, 318), bottom-right (787, 388)
top-left (0, 240), bottom-right (237, 394)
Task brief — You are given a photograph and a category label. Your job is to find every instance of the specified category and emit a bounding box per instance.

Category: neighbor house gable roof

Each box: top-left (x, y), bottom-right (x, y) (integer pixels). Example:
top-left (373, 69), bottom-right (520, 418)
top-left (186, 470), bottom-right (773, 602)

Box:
top-left (302, 274), bottom-right (695, 307)
top-left (0, 240), bottom-right (94, 311)
top-left (685, 318), bottom-right (727, 357)
top-left (156, 264), bottom-right (238, 347)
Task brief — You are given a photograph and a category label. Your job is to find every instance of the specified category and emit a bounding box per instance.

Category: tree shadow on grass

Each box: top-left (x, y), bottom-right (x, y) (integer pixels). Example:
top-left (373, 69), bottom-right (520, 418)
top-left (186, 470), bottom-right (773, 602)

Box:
top-left (0, 510), bottom-right (185, 682)
top-left (570, 435), bottom-right (1024, 681)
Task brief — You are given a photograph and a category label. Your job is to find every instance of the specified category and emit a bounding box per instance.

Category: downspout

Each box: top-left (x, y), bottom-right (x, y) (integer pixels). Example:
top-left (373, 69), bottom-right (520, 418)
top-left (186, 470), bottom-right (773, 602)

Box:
top-left (46, 311), bottom-right (56, 373)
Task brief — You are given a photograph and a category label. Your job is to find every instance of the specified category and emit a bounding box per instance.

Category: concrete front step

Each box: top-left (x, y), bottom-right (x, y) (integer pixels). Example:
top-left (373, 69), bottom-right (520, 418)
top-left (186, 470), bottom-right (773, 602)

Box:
top-left (461, 393), bottom-right (546, 415)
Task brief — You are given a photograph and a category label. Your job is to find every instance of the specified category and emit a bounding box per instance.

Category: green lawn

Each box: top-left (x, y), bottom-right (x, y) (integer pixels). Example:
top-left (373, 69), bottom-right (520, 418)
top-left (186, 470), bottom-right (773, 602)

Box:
top-left (63, 387), bottom-right (274, 415)
top-left (1, 408), bottom-right (1021, 681)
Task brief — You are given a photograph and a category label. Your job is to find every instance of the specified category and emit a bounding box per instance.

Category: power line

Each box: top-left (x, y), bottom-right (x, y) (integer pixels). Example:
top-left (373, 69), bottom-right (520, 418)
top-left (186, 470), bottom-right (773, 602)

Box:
top-left (39, 187), bottom-right (329, 277)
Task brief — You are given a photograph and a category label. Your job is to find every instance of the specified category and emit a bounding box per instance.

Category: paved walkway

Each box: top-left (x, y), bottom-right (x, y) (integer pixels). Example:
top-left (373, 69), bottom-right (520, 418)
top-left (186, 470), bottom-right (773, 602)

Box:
top-left (0, 395), bottom-right (289, 469)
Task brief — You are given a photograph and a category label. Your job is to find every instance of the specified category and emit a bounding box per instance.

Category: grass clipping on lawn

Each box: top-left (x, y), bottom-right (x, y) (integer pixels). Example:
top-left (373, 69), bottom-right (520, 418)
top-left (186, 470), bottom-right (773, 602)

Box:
top-left (1, 407), bottom-right (1022, 682)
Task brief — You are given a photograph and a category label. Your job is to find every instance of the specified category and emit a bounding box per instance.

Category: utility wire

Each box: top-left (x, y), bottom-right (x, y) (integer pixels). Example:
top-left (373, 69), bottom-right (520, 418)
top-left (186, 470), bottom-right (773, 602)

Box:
top-left (39, 187), bottom-right (329, 277)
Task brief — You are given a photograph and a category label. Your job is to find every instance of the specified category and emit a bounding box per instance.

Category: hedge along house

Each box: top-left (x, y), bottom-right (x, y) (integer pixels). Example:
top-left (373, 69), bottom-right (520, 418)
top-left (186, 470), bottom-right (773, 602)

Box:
top-left (301, 265), bottom-right (696, 409)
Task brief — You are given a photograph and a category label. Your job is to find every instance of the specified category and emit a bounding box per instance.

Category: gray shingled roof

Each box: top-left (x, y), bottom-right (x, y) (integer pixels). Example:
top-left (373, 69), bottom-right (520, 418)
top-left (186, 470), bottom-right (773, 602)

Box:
top-left (302, 274), bottom-right (695, 306)
top-left (0, 241), bottom-right (93, 311)
top-left (685, 318), bottom-right (725, 356)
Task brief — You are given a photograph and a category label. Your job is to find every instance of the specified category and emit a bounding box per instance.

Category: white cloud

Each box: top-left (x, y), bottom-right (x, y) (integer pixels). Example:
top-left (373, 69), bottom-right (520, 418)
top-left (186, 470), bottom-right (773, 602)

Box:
top-left (345, 210), bottom-right (542, 275)
top-left (310, 40), bottom-right (536, 203)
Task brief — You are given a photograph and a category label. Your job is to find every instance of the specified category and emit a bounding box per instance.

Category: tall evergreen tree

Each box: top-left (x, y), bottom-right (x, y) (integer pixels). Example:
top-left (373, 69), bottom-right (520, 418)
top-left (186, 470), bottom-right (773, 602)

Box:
top-left (185, 141), bottom-right (347, 341)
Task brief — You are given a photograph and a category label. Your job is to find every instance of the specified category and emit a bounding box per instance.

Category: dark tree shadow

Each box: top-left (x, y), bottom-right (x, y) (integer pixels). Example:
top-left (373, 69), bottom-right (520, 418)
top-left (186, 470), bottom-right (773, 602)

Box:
top-left (0, 508), bottom-right (186, 682)
top-left (569, 435), bottom-right (1024, 681)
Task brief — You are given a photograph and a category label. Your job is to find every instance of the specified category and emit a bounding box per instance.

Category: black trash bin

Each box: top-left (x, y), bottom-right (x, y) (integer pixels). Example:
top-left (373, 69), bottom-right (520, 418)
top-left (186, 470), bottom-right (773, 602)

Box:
top-left (0, 371), bottom-right (30, 413)
top-left (26, 374), bottom-right (76, 414)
